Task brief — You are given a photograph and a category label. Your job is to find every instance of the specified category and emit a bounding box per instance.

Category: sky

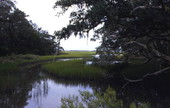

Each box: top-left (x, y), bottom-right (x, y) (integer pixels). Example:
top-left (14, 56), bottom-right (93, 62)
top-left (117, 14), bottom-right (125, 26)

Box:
top-left (15, 0), bottom-right (101, 51)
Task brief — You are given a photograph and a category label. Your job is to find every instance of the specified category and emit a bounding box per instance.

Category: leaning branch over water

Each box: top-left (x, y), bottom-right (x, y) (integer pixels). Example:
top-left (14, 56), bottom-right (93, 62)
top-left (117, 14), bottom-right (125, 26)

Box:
top-left (123, 67), bottom-right (170, 86)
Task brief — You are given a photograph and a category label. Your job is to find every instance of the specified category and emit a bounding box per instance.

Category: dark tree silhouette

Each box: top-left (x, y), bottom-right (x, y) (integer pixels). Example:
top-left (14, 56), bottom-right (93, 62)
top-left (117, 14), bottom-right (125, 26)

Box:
top-left (0, 0), bottom-right (58, 56)
top-left (54, 0), bottom-right (170, 79)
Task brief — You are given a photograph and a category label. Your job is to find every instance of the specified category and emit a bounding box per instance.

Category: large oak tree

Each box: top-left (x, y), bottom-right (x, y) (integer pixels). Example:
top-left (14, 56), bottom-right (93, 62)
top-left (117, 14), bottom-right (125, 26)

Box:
top-left (0, 0), bottom-right (57, 56)
top-left (54, 0), bottom-right (170, 73)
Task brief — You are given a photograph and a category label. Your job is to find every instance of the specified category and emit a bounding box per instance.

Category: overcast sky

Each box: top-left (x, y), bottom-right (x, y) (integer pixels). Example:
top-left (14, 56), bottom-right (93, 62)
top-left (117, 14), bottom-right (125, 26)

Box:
top-left (15, 0), bottom-right (101, 50)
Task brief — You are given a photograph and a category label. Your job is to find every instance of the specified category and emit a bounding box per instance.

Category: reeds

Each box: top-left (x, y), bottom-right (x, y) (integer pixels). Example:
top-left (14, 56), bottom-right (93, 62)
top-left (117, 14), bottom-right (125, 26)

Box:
top-left (42, 60), bottom-right (106, 81)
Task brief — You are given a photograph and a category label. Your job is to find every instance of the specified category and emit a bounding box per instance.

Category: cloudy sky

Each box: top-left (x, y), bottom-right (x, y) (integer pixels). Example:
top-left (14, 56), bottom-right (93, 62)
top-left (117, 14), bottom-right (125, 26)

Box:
top-left (15, 0), bottom-right (101, 50)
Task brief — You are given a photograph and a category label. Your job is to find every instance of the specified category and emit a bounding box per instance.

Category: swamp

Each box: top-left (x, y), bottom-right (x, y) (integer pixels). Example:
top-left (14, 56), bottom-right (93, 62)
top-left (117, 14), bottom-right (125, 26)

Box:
top-left (0, 51), bottom-right (170, 108)
top-left (1, 0), bottom-right (170, 108)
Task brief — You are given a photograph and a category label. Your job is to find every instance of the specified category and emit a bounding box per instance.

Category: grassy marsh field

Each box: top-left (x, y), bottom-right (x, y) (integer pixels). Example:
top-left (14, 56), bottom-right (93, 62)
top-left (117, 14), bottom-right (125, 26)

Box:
top-left (0, 51), bottom-right (97, 75)
top-left (0, 51), bottom-right (95, 64)
top-left (0, 51), bottom-right (103, 87)
top-left (0, 51), bottom-right (161, 82)
top-left (42, 59), bottom-right (106, 81)
top-left (0, 52), bottom-right (165, 108)
top-left (36, 51), bottom-right (95, 61)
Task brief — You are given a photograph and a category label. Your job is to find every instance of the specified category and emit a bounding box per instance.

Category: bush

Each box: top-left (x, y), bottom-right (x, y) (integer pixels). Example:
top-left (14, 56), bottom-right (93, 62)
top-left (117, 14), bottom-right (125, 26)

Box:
top-left (60, 87), bottom-right (151, 108)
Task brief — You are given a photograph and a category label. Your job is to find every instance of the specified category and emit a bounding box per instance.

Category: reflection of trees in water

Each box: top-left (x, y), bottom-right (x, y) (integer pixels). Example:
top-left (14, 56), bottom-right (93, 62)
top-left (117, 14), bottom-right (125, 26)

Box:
top-left (45, 72), bottom-right (107, 91)
top-left (49, 71), bottom-right (170, 108)
top-left (30, 78), bottom-right (49, 107)
top-left (0, 66), bottom-right (42, 108)
top-left (1, 65), bottom-right (170, 108)
top-left (0, 85), bottom-right (31, 108)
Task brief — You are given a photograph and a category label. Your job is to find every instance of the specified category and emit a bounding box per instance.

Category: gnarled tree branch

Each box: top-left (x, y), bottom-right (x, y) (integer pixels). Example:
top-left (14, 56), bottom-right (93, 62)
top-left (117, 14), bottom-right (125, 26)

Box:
top-left (123, 67), bottom-right (170, 88)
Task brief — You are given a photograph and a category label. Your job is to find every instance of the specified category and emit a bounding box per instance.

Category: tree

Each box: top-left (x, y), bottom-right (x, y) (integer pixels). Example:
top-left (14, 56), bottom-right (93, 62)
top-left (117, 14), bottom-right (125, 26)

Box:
top-left (54, 0), bottom-right (170, 75)
top-left (0, 0), bottom-right (58, 56)
top-left (0, 0), bottom-right (16, 55)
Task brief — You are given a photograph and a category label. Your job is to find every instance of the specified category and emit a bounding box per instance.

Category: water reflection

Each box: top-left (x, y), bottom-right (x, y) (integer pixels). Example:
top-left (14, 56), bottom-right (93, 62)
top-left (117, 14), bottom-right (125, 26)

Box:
top-left (24, 76), bottom-right (93, 108)
top-left (27, 79), bottom-right (49, 107)
top-left (86, 61), bottom-right (93, 65)
top-left (56, 58), bottom-right (83, 62)
top-left (0, 69), bottom-right (37, 108)
top-left (1, 65), bottom-right (170, 108)
top-left (0, 66), bottom-right (95, 108)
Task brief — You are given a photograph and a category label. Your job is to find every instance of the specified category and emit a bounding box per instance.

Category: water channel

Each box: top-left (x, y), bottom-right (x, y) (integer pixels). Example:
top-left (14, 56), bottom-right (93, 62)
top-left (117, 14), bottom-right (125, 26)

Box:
top-left (0, 63), bottom-right (104, 108)
top-left (1, 60), bottom-right (170, 108)
top-left (24, 73), bottom-right (93, 108)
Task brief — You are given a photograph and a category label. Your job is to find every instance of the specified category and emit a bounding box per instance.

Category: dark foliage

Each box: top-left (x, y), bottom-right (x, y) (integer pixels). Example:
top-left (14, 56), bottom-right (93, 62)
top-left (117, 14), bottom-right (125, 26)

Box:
top-left (54, 0), bottom-right (170, 65)
top-left (0, 0), bottom-right (57, 56)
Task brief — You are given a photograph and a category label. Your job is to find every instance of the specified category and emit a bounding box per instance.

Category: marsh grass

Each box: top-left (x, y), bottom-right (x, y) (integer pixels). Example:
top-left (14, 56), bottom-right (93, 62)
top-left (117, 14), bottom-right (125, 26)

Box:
top-left (38, 51), bottom-right (95, 61)
top-left (0, 52), bottom-right (163, 82)
top-left (19, 51), bottom-right (95, 64)
top-left (0, 51), bottom-right (95, 71)
top-left (0, 54), bottom-right (39, 64)
top-left (0, 54), bottom-right (38, 74)
top-left (42, 59), bottom-right (105, 81)
top-left (0, 62), bottom-right (20, 88)
top-left (0, 62), bottom-right (18, 73)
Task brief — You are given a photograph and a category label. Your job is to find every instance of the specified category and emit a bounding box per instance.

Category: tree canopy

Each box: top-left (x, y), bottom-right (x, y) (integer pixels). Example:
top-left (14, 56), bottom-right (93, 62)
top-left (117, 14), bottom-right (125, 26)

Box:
top-left (54, 0), bottom-right (170, 66)
top-left (0, 0), bottom-right (57, 56)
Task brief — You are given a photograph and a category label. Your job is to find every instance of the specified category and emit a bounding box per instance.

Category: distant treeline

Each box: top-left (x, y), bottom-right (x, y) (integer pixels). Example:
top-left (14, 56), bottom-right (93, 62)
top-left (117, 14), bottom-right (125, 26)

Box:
top-left (0, 0), bottom-right (57, 56)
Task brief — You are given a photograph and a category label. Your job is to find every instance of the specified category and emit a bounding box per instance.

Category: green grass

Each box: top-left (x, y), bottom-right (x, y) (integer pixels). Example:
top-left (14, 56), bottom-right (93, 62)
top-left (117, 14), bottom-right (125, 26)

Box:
top-left (38, 51), bottom-right (95, 60)
top-left (42, 59), bottom-right (105, 81)
top-left (19, 51), bottom-right (95, 63)
top-left (0, 51), bottom-right (95, 66)
top-left (0, 62), bottom-right (19, 88)
top-left (0, 54), bottom-right (38, 73)
top-left (0, 54), bottom-right (39, 64)
top-left (0, 51), bottom-right (95, 77)
top-left (59, 51), bottom-right (95, 58)
top-left (0, 52), bottom-right (162, 81)
top-left (0, 62), bottom-right (18, 73)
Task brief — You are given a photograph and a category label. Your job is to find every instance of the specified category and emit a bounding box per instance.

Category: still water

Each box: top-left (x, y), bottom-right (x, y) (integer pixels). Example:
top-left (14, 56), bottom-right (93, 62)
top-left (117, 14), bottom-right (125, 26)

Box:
top-left (24, 74), bottom-right (93, 108)
top-left (0, 66), bottom-right (97, 108)
top-left (1, 64), bottom-right (170, 108)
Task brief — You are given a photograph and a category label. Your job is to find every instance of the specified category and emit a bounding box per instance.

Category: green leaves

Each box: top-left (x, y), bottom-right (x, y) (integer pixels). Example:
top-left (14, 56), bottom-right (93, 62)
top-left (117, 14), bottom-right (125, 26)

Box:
top-left (54, 0), bottom-right (170, 68)
top-left (0, 1), bottom-right (58, 56)
top-left (60, 87), bottom-right (151, 108)
top-left (61, 95), bottom-right (84, 108)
